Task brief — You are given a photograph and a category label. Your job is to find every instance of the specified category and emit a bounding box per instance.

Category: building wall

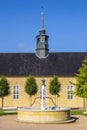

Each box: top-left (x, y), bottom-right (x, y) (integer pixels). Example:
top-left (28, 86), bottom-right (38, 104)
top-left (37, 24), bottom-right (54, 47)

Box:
top-left (0, 76), bottom-right (83, 108)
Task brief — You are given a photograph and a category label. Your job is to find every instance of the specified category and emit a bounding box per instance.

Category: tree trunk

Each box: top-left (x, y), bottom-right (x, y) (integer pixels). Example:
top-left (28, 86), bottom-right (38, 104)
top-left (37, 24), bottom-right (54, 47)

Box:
top-left (54, 95), bottom-right (57, 106)
top-left (2, 96), bottom-right (4, 109)
top-left (29, 95), bottom-right (32, 106)
top-left (86, 97), bottom-right (87, 112)
top-left (83, 97), bottom-right (86, 111)
top-left (55, 95), bottom-right (58, 106)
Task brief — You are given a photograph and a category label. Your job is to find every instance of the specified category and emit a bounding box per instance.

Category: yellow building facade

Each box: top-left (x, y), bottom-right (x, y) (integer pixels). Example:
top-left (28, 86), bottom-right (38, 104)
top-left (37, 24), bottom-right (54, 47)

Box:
top-left (0, 76), bottom-right (83, 108)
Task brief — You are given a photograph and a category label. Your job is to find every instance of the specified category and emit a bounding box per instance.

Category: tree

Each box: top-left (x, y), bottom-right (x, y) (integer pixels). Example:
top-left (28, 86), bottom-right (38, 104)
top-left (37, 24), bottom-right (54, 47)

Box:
top-left (49, 75), bottom-right (61, 106)
top-left (71, 57), bottom-right (87, 111)
top-left (0, 75), bottom-right (10, 108)
top-left (25, 75), bottom-right (38, 106)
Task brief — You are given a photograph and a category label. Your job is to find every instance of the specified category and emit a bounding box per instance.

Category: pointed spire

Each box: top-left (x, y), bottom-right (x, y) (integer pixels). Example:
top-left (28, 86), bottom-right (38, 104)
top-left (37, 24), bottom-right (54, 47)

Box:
top-left (36, 8), bottom-right (49, 58)
top-left (41, 6), bottom-right (44, 29)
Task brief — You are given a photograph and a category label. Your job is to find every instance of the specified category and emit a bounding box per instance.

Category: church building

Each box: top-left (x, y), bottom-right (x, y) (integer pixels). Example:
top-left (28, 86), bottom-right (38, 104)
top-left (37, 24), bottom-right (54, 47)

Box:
top-left (0, 13), bottom-right (87, 108)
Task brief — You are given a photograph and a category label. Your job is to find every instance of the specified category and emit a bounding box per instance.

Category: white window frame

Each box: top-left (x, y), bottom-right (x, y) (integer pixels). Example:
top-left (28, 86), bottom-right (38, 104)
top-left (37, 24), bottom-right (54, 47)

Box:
top-left (67, 86), bottom-right (74, 100)
top-left (13, 85), bottom-right (20, 100)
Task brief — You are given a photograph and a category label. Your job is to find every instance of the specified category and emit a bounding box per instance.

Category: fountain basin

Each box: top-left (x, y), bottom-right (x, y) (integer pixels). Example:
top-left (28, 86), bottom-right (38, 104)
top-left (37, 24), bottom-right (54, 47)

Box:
top-left (18, 107), bottom-right (72, 123)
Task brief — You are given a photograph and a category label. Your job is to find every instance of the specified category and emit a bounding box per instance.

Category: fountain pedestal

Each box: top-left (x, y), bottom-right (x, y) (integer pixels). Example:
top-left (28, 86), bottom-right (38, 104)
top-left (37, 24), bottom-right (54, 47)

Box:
top-left (40, 78), bottom-right (46, 110)
top-left (17, 78), bottom-right (75, 123)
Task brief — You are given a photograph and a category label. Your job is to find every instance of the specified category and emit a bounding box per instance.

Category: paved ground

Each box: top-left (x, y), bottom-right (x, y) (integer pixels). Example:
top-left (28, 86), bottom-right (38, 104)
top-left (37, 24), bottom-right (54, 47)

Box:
top-left (0, 115), bottom-right (87, 130)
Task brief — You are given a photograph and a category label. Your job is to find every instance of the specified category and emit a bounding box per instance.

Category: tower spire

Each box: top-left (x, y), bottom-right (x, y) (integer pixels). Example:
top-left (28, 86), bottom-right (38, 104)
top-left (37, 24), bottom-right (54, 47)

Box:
top-left (41, 7), bottom-right (44, 29)
top-left (41, 10), bottom-right (44, 28)
top-left (35, 9), bottom-right (49, 58)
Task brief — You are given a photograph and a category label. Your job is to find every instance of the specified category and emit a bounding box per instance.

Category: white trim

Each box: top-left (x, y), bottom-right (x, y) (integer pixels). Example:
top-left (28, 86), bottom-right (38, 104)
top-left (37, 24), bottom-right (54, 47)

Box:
top-left (67, 85), bottom-right (74, 100)
top-left (35, 52), bottom-right (49, 59)
top-left (12, 85), bottom-right (20, 100)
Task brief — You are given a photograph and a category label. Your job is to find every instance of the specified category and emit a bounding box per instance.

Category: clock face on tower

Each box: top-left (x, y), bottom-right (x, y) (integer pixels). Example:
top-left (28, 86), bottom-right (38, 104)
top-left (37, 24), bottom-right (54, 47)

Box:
top-left (40, 36), bottom-right (45, 42)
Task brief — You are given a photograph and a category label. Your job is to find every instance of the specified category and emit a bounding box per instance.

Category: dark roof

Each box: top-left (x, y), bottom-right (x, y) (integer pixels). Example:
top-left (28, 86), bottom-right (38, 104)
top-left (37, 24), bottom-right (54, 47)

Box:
top-left (0, 52), bottom-right (87, 77)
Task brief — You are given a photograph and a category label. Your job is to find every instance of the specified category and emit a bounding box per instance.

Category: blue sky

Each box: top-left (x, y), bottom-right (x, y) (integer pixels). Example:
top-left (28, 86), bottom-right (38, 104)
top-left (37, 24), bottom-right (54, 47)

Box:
top-left (0, 0), bottom-right (87, 52)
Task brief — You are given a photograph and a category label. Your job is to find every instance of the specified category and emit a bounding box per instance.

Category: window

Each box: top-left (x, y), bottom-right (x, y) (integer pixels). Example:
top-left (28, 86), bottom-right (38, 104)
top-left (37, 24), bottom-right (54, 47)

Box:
top-left (67, 86), bottom-right (73, 100)
top-left (13, 85), bottom-right (19, 100)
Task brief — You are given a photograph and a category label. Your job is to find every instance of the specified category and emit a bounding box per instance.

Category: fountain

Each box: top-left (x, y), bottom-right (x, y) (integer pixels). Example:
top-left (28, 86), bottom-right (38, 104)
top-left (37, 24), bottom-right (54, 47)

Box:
top-left (18, 78), bottom-right (75, 123)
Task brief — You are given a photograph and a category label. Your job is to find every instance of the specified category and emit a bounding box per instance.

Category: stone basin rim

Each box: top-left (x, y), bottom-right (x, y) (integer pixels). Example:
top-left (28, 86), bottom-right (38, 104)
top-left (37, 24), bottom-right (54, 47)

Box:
top-left (16, 118), bottom-right (75, 124)
top-left (18, 106), bottom-right (70, 111)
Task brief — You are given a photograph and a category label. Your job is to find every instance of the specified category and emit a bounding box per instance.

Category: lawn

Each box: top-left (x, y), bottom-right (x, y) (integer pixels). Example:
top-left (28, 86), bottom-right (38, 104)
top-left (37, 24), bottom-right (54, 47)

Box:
top-left (0, 110), bottom-right (17, 116)
top-left (70, 110), bottom-right (87, 115)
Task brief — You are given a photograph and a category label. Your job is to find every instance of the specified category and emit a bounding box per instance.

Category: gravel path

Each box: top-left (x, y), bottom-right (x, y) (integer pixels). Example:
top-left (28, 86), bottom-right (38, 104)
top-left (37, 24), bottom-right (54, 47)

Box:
top-left (0, 115), bottom-right (87, 130)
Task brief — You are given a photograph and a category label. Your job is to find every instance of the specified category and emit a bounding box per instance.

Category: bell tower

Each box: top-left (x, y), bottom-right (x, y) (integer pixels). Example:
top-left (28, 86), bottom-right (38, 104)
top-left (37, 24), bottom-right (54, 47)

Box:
top-left (35, 12), bottom-right (49, 58)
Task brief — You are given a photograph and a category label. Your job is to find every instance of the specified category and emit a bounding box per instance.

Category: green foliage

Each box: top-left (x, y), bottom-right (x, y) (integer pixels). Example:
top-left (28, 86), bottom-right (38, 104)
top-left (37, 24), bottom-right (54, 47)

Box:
top-left (49, 75), bottom-right (61, 96)
top-left (25, 75), bottom-right (38, 96)
top-left (75, 57), bottom-right (87, 98)
top-left (70, 57), bottom-right (87, 110)
top-left (0, 76), bottom-right (10, 97)
top-left (0, 75), bottom-right (10, 108)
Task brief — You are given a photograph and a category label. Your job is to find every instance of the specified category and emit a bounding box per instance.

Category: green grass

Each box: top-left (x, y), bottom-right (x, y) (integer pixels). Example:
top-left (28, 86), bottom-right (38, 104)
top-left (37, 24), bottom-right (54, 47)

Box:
top-left (0, 110), bottom-right (17, 116)
top-left (70, 110), bottom-right (83, 115)
top-left (70, 110), bottom-right (87, 115)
